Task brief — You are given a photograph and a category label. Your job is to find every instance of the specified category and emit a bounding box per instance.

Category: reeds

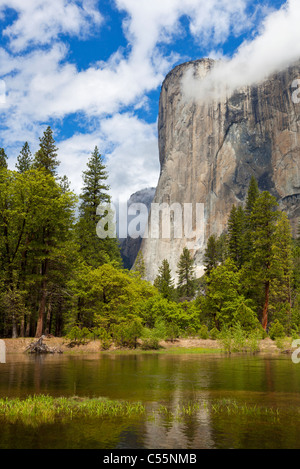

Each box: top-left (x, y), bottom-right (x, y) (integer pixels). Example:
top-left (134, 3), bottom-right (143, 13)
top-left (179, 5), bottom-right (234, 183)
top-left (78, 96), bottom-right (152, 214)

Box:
top-left (0, 395), bottom-right (145, 426)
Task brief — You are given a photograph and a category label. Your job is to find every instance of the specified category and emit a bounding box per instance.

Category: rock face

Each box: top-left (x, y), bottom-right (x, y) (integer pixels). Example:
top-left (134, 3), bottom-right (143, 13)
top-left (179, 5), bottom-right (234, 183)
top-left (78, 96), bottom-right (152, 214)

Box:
top-left (119, 187), bottom-right (156, 269)
top-left (140, 58), bottom-right (300, 283)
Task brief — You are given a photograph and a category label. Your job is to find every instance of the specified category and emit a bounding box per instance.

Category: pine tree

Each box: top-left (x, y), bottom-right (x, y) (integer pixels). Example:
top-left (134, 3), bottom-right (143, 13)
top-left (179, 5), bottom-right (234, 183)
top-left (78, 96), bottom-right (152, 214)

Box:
top-left (244, 176), bottom-right (260, 262)
top-left (133, 251), bottom-right (146, 279)
top-left (154, 259), bottom-right (175, 300)
top-left (248, 191), bottom-right (279, 330)
top-left (33, 126), bottom-right (60, 175)
top-left (0, 148), bottom-right (7, 169)
top-left (228, 205), bottom-right (246, 269)
top-left (245, 175), bottom-right (259, 216)
top-left (176, 247), bottom-right (196, 298)
top-left (204, 235), bottom-right (219, 275)
top-left (79, 146), bottom-right (110, 221)
top-left (77, 146), bottom-right (122, 267)
top-left (16, 142), bottom-right (32, 173)
top-left (269, 212), bottom-right (293, 331)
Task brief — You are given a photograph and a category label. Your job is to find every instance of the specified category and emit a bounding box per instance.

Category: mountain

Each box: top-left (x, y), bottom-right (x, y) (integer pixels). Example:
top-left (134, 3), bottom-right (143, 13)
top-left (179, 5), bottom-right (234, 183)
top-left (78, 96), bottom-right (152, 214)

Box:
top-left (118, 187), bottom-right (156, 269)
top-left (140, 58), bottom-right (300, 282)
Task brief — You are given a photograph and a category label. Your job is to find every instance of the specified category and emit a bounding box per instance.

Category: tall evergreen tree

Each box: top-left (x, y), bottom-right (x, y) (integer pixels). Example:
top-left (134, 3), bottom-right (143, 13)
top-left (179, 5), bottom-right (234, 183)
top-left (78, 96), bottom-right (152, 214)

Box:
top-left (269, 212), bottom-right (293, 331)
top-left (133, 251), bottom-right (146, 279)
top-left (248, 191), bottom-right (279, 330)
top-left (33, 126), bottom-right (60, 175)
top-left (0, 148), bottom-right (7, 169)
top-left (228, 205), bottom-right (246, 269)
top-left (244, 176), bottom-right (260, 262)
top-left (245, 175), bottom-right (260, 216)
top-left (154, 259), bottom-right (175, 300)
top-left (16, 142), bottom-right (32, 173)
top-left (203, 234), bottom-right (219, 275)
top-left (77, 146), bottom-right (122, 267)
top-left (176, 247), bottom-right (196, 298)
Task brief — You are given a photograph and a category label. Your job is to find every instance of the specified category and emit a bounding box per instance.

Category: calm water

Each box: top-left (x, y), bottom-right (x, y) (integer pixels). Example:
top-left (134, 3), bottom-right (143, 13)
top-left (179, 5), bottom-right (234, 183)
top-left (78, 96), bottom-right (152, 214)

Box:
top-left (1, 352), bottom-right (300, 449)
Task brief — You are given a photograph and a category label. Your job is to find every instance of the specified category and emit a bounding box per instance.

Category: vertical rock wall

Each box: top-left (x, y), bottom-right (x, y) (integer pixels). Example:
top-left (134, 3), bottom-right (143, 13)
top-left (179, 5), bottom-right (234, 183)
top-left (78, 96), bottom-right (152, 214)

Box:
top-left (140, 59), bottom-right (300, 283)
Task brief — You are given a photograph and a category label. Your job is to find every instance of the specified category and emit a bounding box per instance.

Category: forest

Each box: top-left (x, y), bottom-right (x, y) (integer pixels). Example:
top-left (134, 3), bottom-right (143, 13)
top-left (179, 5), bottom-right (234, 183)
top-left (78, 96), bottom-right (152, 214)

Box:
top-left (0, 126), bottom-right (300, 348)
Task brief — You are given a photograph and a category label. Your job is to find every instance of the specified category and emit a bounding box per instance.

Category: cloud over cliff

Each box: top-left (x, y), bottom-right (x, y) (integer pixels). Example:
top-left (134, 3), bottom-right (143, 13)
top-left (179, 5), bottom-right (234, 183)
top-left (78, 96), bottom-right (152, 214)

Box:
top-left (182, 0), bottom-right (300, 103)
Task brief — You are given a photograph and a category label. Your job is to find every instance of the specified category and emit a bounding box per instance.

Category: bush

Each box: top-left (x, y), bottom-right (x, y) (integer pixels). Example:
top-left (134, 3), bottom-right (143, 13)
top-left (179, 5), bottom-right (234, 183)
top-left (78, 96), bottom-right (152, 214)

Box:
top-left (231, 323), bottom-right (247, 352)
top-left (198, 324), bottom-right (209, 339)
top-left (165, 323), bottom-right (180, 342)
top-left (141, 319), bottom-right (167, 349)
top-left (269, 320), bottom-right (285, 341)
top-left (209, 327), bottom-right (220, 340)
top-left (66, 325), bottom-right (92, 345)
top-left (111, 319), bottom-right (143, 349)
top-left (247, 329), bottom-right (261, 353)
top-left (141, 337), bottom-right (160, 350)
top-left (219, 323), bottom-right (247, 353)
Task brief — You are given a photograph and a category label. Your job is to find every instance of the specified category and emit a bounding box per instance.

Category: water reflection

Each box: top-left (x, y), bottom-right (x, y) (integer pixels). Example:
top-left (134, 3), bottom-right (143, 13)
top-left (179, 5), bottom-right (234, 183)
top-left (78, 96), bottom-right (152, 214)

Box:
top-left (1, 353), bottom-right (300, 448)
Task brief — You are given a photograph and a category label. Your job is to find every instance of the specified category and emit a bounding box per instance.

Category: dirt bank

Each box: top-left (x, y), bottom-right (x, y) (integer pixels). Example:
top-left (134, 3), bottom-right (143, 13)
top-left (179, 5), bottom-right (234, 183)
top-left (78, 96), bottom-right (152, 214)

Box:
top-left (2, 336), bottom-right (284, 355)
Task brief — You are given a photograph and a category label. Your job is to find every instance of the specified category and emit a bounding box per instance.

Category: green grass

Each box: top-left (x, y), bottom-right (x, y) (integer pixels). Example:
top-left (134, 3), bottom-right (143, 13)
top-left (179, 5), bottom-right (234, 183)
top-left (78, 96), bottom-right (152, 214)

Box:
top-left (152, 399), bottom-right (281, 423)
top-left (0, 395), bottom-right (145, 426)
top-left (0, 394), bottom-right (283, 428)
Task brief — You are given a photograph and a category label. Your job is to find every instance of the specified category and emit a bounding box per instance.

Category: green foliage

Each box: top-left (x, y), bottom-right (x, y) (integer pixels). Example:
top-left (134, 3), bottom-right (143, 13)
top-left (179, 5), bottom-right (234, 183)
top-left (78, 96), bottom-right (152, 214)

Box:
top-left (32, 126), bottom-right (60, 175)
top-left (268, 320), bottom-right (285, 341)
top-left (133, 251), bottom-right (146, 279)
top-left (204, 234), bottom-right (219, 275)
top-left (198, 324), bottom-right (209, 339)
top-left (76, 146), bottom-right (122, 268)
top-left (112, 319), bottom-right (143, 349)
top-left (140, 296), bottom-right (200, 334)
top-left (66, 326), bottom-right (92, 344)
top-left (219, 324), bottom-right (248, 353)
top-left (176, 247), bottom-right (196, 298)
top-left (0, 148), bottom-right (7, 169)
top-left (141, 319), bottom-right (168, 349)
top-left (16, 142), bottom-right (32, 173)
top-left (228, 205), bottom-right (247, 269)
top-left (209, 327), bottom-right (220, 340)
top-left (154, 259), bottom-right (175, 300)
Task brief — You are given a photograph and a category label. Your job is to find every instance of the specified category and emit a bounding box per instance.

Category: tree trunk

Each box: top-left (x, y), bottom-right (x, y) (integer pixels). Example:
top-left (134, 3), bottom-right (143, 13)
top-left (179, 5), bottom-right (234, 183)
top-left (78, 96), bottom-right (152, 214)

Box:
top-left (35, 281), bottom-right (47, 337)
top-left (12, 312), bottom-right (18, 338)
top-left (262, 280), bottom-right (270, 331)
top-left (35, 258), bottom-right (49, 337)
top-left (45, 300), bottom-right (52, 335)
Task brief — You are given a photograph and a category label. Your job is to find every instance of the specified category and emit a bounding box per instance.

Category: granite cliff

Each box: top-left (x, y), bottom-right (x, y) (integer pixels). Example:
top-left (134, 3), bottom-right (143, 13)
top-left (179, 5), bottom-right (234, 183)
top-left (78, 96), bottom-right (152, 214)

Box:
top-left (119, 187), bottom-right (156, 269)
top-left (139, 58), bottom-right (300, 283)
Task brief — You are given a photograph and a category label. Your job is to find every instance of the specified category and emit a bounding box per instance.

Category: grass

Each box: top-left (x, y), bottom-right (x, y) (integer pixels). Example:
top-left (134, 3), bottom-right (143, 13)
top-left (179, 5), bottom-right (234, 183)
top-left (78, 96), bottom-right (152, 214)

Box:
top-left (0, 395), bottom-right (145, 426)
top-left (0, 394), bottom-right (284, 427)
top-left (150, 398), bottom-right (282, 423)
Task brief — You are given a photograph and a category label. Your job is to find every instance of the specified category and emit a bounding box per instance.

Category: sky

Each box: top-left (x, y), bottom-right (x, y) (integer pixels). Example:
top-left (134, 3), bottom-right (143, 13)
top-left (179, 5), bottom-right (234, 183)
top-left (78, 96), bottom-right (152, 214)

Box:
top-left (0, 0), bottom-right (298, 203)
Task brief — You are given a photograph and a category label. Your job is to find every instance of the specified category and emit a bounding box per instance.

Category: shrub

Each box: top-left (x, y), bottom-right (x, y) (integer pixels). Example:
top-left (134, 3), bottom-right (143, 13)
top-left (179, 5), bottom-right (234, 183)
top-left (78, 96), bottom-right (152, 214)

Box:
top-left (247, 329), bottom-right (261, 353)
top-left (269, 320), bottom-right (285, 341)
top-left (209, 327), bottom-right (220, 340)
top-left (112, 319), bottom-right (143, 349)
top-left (198, 324), bottom-right (209, 339)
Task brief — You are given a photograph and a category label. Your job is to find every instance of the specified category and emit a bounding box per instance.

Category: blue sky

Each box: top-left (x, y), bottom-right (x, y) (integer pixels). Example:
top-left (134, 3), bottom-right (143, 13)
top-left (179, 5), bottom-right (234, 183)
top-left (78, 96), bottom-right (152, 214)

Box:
top-left (0, 0), bottom-right (297, 202)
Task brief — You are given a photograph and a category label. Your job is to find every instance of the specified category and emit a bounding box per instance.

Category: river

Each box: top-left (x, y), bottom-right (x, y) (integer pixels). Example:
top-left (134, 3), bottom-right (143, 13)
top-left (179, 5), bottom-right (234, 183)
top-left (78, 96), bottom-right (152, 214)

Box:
top-left (1, 352), bottom-right (300, 449)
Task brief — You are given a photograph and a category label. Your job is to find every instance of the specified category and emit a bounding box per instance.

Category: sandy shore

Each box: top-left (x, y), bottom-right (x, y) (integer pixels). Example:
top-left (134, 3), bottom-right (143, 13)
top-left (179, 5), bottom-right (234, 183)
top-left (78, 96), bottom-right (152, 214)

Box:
top-left (2, 336), bottom-right (283, 354)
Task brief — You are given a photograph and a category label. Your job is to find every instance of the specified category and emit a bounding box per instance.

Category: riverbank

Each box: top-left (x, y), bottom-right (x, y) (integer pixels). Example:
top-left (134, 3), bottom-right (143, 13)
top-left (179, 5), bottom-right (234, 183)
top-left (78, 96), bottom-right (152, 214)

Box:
top-left (2, 336), bottom-right (285, 355)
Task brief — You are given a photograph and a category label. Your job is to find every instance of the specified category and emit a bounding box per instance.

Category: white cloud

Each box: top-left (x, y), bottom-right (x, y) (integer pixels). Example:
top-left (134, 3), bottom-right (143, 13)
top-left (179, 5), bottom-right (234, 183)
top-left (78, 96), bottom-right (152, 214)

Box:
top-left (57, 114), bottom-right (159, 203)
top-left (182, 0), bottom-right (300, 103)
top-left (0, 0), bottom-right (102, 52)
top-left (0, 0), bottom-right (295, 204)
